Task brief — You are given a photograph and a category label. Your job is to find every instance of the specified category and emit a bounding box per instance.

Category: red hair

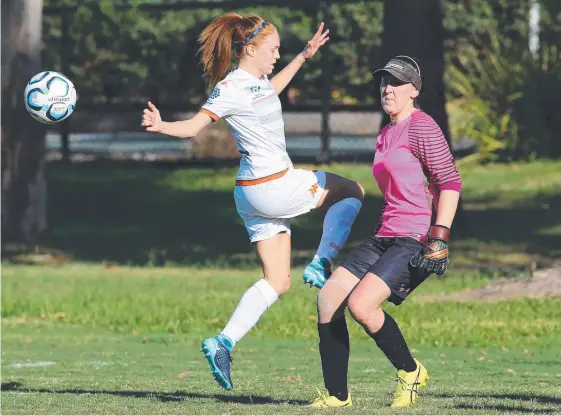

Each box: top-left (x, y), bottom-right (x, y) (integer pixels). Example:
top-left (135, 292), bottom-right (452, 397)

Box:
top-left (198, 13), bottom-right (276, 88)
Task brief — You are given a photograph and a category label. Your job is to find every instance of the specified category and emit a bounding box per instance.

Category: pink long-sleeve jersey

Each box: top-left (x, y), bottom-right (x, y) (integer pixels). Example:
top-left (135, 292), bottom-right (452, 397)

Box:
top-left (372, 110), bottom-right (462, 240)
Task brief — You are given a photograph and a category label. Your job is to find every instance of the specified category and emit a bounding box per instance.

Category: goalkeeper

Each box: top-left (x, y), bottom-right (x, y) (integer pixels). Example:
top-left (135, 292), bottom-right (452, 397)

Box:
top-left (310, 55), bottom-right (462, 409)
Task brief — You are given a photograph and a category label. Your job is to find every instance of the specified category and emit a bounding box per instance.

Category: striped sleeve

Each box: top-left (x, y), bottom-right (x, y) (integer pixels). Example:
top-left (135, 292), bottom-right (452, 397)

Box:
top-left (409, 112), bottom-right (462, 192)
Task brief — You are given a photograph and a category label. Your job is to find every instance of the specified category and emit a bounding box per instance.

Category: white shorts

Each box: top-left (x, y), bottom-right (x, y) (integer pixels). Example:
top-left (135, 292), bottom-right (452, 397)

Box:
top-left (234, 168), bottom-right (327, 243)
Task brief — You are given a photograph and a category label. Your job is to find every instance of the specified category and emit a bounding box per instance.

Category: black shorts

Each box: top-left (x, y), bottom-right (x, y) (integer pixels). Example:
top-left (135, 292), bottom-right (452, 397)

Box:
top-left (341, 236), bottom-right (431, 305)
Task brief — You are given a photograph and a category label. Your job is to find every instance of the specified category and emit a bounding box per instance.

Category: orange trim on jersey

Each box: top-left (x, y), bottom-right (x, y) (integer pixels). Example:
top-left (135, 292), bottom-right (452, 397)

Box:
top-left (235, 169), bottom-right (288, 186)
top-left (309, 182), bottom-right (319, 196)
top-left (200, 108), bottom-right (219, 122)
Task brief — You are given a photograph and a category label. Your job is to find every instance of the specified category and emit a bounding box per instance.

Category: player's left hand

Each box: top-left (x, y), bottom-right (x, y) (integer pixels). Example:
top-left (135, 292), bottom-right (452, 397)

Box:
top-left (301, 22), bottom-right (330, 60)
top-left (410, 225), bottom-right (450, 276)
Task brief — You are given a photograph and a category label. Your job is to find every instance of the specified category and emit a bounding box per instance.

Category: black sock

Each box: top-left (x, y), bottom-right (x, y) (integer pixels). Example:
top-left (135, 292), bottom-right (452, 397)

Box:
top-left (318, 316), bottom-right (350, 401)
top-left (369, 311), bottom-right (416, 372)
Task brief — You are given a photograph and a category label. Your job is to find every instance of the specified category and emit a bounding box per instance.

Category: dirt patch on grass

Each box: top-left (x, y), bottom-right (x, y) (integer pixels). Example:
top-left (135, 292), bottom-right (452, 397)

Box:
top-left (420, 267), bottom-right (561, 302)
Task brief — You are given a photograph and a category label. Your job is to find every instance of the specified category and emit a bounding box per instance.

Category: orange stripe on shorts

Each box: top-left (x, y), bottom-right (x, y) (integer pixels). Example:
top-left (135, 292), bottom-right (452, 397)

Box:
top-left (235, 169), bottom-right (288, 186)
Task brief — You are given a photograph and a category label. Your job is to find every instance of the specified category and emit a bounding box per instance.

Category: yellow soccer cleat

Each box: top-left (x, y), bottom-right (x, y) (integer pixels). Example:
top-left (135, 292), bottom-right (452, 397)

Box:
top-left (309, 389), bottom-right (353, 408)
top-left (390, 359), bottom-right (430, 408)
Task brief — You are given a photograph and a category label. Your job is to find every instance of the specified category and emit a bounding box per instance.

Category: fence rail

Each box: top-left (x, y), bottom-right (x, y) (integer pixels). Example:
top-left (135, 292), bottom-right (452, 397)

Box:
top-left (43, 0), bottom-right (385, 162)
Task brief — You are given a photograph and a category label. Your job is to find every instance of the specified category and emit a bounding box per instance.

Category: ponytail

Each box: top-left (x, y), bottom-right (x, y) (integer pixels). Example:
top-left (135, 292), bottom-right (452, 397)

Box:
top-left (198, 13), bottom-right (275, 88)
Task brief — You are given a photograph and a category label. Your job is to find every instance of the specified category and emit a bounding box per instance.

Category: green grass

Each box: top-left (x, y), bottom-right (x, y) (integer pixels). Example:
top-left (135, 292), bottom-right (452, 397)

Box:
top-left (457, 160), bottom-right (561, 208)
top-left (2, 265), bottom-right (560, 348)
top-left (2, 324), bottom-right (560, 414)
top-left (4, 160), bottom-right (559, 272)
top-left (2, 160), bottom-right (561, 414)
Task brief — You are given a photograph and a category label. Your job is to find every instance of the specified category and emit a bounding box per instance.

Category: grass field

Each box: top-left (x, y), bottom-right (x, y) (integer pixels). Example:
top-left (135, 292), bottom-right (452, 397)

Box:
top-left (5, 159), bottom-right (559, 271)
top-left (2, 324), bottom-right (560, 414)
top-left (2, 265), bottom-right (561, 414)
top-left (2, 160), bottom-right (561, 414)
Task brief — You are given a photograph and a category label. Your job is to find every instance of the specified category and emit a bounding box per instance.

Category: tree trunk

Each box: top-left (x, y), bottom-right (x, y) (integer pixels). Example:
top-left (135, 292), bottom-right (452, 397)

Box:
top-left (379, 0), bottom-right (466, 229)
top-left (1, 0), bottom-right (47, 243)
top-left (378, 0), bottom-right (451, 144)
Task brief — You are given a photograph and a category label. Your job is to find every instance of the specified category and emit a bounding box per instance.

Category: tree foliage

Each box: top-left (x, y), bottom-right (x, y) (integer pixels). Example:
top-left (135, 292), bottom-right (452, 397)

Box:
top-left (42, 0), bottom-right (561, 159)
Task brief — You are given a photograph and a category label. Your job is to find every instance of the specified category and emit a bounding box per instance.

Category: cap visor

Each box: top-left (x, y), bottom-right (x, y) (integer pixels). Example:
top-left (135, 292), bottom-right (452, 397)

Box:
top-left (372, 68), bottom-right (411, 83)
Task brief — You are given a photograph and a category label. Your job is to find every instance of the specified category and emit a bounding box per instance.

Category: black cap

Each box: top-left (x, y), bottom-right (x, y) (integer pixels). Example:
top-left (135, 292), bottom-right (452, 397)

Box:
top-left (373, 55), bottom-right (422, 90)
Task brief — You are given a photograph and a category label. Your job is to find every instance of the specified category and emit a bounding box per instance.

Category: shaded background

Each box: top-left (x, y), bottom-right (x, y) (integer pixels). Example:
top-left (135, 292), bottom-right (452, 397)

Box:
top-left (2, 0), bottom-right (561, 269)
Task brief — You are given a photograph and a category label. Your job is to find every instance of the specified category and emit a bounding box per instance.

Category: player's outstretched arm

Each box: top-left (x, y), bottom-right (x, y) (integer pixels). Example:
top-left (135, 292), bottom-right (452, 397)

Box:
top-left (270, 22), bottom-right (329, 95)
top-left (141, 101), bottom-right (212, 139)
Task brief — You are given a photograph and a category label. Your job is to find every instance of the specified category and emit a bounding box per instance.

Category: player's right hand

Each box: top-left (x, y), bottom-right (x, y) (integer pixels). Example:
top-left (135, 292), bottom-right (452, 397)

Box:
top-left (141, 101), bottom-right (163, 133)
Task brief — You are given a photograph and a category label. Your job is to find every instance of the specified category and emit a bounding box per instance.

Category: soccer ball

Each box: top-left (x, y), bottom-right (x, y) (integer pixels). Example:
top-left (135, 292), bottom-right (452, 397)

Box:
top-left (24, 71), bottom-right (77, 124)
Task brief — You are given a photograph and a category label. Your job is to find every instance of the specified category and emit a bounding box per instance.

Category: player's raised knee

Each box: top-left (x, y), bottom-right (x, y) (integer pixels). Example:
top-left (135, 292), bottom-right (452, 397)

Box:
top-left (339, 178), bottom-right (365, 202)
top-left (353, 181), bottom-right (365, 201)
top-left (264, 274), bottom-right (291, 296)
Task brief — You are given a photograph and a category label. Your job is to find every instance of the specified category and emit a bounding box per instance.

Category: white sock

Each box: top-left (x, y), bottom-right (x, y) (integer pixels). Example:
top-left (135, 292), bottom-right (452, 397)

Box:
top-left (220, 279), bottom-right (279, 346)
top-left (315, 197), bottom-right (362, 264)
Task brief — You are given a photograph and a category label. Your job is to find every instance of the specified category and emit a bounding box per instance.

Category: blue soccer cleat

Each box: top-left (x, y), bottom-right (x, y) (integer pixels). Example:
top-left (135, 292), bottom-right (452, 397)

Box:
top-left (303, 257), bottom-right (332, 289)
top-left (201, 334), bottom-right (234, 390)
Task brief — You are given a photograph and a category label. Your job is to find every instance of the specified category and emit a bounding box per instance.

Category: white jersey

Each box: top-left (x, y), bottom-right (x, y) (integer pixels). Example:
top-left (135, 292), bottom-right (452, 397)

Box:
top-left (201, 68), bottom-right (293, 180)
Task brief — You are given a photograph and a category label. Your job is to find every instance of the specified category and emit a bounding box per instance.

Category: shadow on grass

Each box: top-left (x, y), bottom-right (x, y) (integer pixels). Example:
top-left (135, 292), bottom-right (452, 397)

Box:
top-left (453, 404), bottom-right (556, 414)
top-left (431, 392), bottom-right (561, 414)
top-left (0, 382), bottom-right (308, 405)
top-left (2, 160), bottom-right (560, 270)
top-left (3, 382), bottom-right (559, 411)
top-left (3, 161), bottom-right (384, 268)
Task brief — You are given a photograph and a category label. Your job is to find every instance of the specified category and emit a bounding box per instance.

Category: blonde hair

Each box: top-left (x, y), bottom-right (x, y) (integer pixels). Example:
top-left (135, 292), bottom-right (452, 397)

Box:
top-left (198, 13), bottom-right (276, 88)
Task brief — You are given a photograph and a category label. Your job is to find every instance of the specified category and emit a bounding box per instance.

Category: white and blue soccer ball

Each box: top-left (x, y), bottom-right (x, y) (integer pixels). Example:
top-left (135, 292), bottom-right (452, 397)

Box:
top-left (24, 71), bottom-right (77, 124)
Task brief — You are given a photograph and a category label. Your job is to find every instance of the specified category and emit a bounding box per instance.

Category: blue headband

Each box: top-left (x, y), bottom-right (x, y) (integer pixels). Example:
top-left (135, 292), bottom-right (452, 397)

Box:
top-left (242, 20), bottom-right (267, 45)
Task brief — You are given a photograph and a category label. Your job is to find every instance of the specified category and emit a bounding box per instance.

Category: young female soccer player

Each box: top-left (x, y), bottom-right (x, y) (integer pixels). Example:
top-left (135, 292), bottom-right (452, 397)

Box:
top-left (310, 55), bottom-right (462, 408)
top-left (141, 14), bottom-right (365, 390)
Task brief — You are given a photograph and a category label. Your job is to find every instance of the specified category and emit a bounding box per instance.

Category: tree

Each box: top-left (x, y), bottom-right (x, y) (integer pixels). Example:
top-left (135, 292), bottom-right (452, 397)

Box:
top-left (379, 0), bottom-right (468, 229)
top-left (378, 0), bottom-right (450, 144)
top-left (1, 0), bottom-right (47, 243)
